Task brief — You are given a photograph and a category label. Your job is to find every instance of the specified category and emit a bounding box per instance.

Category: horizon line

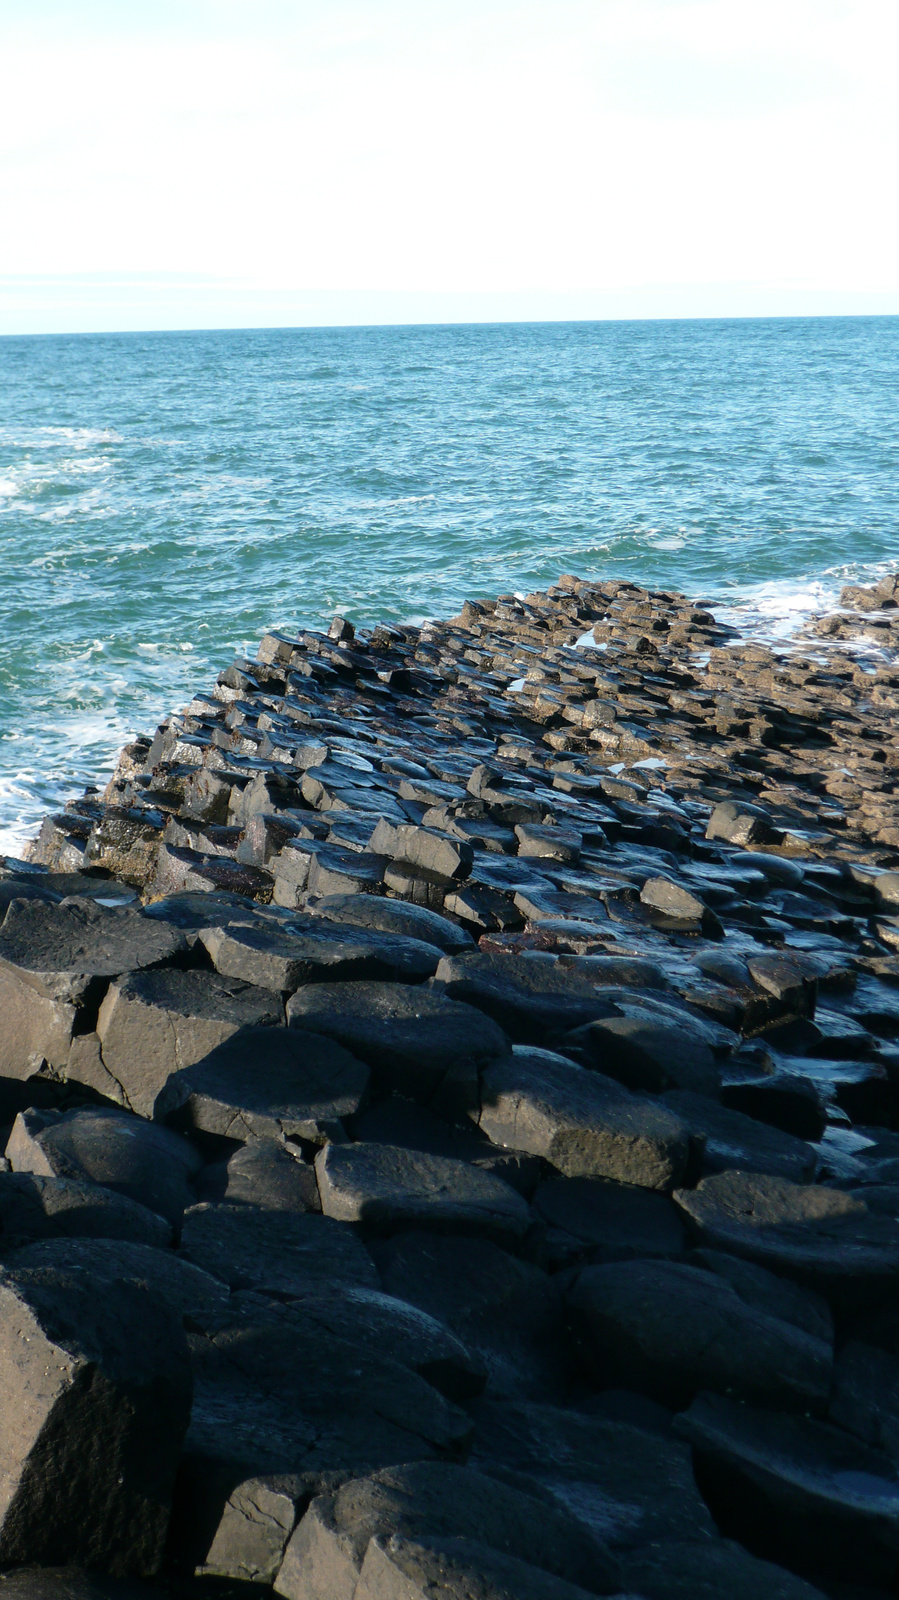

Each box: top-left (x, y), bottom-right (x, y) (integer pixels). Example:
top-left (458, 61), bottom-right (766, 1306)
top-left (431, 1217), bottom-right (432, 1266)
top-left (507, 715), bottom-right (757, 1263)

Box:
top-left (3, 308), bottom-right (899, 341)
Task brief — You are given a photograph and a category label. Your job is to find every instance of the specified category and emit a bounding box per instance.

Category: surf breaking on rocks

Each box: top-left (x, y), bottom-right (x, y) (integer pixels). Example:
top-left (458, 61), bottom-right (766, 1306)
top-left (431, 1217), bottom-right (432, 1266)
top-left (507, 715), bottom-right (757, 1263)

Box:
top-left (2, 571), bottom-right (899, 1596)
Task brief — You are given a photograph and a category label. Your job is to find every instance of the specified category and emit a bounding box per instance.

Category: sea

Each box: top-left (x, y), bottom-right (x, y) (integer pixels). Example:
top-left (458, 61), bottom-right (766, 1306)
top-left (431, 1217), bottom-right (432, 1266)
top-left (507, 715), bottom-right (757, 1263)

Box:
top-left (1, 315), bottom-right (897, 854)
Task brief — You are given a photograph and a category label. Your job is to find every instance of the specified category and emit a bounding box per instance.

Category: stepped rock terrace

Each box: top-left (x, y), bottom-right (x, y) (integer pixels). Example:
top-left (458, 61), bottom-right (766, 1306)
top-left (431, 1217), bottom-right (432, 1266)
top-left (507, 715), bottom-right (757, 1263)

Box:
top-left (2, 572), bottom-right (899, 1596)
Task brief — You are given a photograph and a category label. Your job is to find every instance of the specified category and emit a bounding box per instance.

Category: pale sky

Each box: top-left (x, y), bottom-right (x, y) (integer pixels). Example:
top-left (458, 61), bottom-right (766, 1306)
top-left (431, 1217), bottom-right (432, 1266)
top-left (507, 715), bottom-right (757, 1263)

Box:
top-left (1, 0), bottom-right (897, 332)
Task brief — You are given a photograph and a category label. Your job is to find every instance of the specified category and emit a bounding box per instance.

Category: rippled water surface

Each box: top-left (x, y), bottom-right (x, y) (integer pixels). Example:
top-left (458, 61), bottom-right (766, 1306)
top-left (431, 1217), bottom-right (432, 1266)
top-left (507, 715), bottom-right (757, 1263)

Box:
top-left (1, 317), bottom-right (897, 848)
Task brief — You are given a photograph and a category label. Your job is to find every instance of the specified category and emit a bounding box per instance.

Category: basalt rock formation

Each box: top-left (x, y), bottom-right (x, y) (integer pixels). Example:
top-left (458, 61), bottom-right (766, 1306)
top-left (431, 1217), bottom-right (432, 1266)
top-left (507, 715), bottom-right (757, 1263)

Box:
top-left (2, 573), bottom-right (899, 1596)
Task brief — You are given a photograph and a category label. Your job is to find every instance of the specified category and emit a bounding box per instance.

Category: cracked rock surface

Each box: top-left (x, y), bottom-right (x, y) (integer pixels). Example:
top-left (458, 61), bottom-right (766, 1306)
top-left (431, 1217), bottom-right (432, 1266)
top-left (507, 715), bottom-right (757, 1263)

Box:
top-left (6, 570), bottom-right (899, 1594)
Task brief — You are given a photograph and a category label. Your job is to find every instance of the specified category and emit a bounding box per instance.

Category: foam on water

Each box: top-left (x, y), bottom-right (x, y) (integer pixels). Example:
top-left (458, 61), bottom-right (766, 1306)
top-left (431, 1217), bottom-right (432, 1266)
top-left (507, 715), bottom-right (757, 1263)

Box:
top-left (1, 316), bottom-right (897, 847)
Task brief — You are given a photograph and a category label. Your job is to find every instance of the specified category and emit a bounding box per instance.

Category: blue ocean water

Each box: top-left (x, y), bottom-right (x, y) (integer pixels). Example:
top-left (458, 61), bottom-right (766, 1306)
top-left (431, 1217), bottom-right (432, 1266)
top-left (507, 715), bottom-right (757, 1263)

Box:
top-left (1, 316), bottom-right (897, 851)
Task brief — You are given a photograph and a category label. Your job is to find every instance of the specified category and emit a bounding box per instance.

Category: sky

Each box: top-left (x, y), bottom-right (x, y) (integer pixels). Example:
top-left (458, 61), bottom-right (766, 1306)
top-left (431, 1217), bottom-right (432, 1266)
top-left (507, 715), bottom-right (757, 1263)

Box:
top-left (1, 0), bottom-right (898, 333)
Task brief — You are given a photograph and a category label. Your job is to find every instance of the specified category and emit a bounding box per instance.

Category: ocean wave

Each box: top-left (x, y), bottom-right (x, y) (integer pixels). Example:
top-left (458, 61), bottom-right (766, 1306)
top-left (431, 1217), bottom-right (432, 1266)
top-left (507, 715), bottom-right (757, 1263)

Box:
top-left (2, 318), bottom-right (898, 842)
top-left (0, 425), bottom-right (122, 448)
top-left (0, 457), bottom-right (113, 524)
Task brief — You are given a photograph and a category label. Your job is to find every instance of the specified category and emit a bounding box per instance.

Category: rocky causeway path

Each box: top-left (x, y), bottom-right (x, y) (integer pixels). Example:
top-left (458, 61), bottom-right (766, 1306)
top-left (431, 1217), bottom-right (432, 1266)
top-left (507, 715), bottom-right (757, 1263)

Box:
top-left (3, 572), bottom-right (899, 1598)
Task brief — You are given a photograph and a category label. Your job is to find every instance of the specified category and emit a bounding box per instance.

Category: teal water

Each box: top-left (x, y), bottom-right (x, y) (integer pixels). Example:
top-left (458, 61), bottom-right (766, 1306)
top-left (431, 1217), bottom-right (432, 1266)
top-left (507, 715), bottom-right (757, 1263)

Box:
top-left (1, 316), bottom-right (897, 850)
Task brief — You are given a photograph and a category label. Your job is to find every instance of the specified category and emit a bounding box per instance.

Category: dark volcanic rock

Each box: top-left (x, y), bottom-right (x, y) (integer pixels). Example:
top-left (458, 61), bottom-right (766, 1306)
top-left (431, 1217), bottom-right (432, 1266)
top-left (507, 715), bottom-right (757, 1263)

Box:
top-left (662, 1089), bottom-right (818, 1182)
top-left (199, 916), bottom-right (443, 990)
top-left (828, 1337), bottom-right (899, 1458)
top-left (187, 1471), bottom-right (308, 1586)
top-left (532, 1175), bottom-right (687, 1265)
top-left (678, 1389), bottom-right (899, 1587)
top-left (351, 1536), bottom-right (605, 1600)
top-left (194, 1136), bottom-right (322, 1211)
top-left (18, 567), bottom-right (899, 1589)
top-left (687, 1248), bottom-right (833, 1343)
top-left (246, 1282), bottom-right (485, 1401)
top-left (4, 1236), bottom-right (228, 1319)
top-left (566, 1257), bottom-right (832, 1410)
top-left (372, 1231), bottom-right (568, 1399)
top-left (5, 1105), bottom-right (201, 1225)
top-left (560, 999), bottom-right (727, 1098)
top-left (434, 950), bottom-right (620, 1042)
top-left (720, 1072), bottom-right (828, 1142)
top-left (156, 1024), bottom-right (370, 1142)
top-left (0, 895), bottom-right (184, 1004)
top-left (706, 800), bottom-right (783, 847)
top-left (183, 1298), bottom-right (471, 1490)
top-left (640, 875), bottom-right (723, 937)
top-left (179, 1202), bottom-right (379, 1294)
top-left (0, 1572), bottom-right (159, 1599)
top-left (0, 1171), bottom-right (172, 1248)
top-left (348, 1095), bottom-right (544, 1196)
top-left (306, 892), bottom-right (475, 952)
top-left (315, 1140), bottom-right (533, 1246)
top-left (618, 1538), bottom-right (829, 1600)
top-left (674, 1170), bottom-right (899, 1306)
top-left (476, 1046), bottom-right (691, 1191)
top-left (274, 1460), bottom-right (618, 1599)
top-left (469, 1396), bottom-right (715, 1551)
top-left (286, 981), bottom-right (509, 1113)
top-left (96, 968), bottom-right (284, 1118)
top-left (0, 1264), bottom-right (191, 1574)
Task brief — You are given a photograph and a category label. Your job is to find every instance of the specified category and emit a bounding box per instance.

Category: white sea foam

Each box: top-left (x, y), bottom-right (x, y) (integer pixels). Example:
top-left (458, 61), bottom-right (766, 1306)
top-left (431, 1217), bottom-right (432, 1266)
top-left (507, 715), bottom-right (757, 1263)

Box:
top-left (717, 561), bottom-right (899, 648)
top-left (1, 319), bottom-right (898, 848)
top-left (715, 578), bottom-right (839, 642)
top-left (645, 535), bottom-right (687, 552)
top-left (0, 425), bottom-right (121, 449)
top-left (0, 451), bottom-right (113, 525)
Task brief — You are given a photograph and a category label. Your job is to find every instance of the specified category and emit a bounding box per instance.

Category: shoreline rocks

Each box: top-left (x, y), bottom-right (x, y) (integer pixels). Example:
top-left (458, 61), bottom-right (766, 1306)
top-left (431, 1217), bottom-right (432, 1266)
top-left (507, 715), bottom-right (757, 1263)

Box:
top-left (3, 571), bottom-right (899, 1594)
